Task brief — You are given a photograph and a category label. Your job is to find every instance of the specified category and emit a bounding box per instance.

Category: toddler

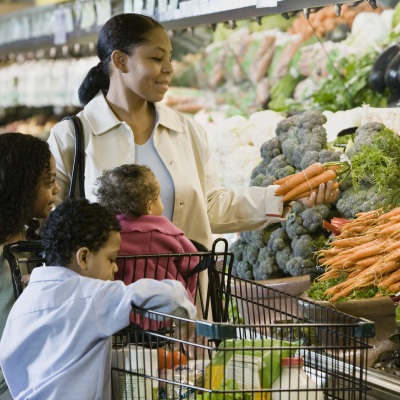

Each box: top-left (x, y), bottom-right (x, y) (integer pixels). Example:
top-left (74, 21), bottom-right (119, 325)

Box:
top-left (95, 164), bottom-right (199, 302)
top-left (0, 198), bottom-right (196, 400)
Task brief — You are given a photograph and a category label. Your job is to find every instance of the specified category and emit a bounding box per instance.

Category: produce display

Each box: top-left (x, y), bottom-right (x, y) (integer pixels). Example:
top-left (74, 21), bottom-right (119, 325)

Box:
top-left (309, 207), bottom-right (400, 302)
top-left (229, 111), bottom-right (400, 284)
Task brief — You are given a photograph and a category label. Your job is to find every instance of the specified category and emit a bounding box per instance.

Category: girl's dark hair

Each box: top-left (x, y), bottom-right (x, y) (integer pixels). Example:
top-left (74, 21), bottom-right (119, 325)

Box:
top-left (95, 164), bottom-right (159, 218)
top-left (42, 198), bottom-right (121, 266)
top-left (0, 133), bottom-right (52, 244)
top-left (78, 13), bottom-right (163, 105)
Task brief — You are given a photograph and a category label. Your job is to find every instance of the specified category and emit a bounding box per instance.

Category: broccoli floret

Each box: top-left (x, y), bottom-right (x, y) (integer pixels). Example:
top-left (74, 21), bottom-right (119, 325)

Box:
top-left (347, 122), bottom-right (383, 157)
top-left (260, 137), bottom-right (282, 162)
top-left (249, 227), bottom-right (274, 248)
top-left (292, 144), bottom-right (308, 170)
top-left (267, 227), bottom-right (289, 252)
top-left (250, 174), bottom-right (265, 187)
top-left (261, 175), bottom-right (277, 187)
top-left (311, 126), bottom-right (328, 149)
top-left (318, 149), bottom-right (341, 164)
top-left (251, 159), bottom-right (269, 179)
top-left (275, 115), bottom-right (301, 143)
top-left (300, 151), bottom-right (320, 170)
top-left (281, 138), bottom-right (300, 165)
top-left (286, 257), bottom-right (316, 277)
top-left (282, 213), bottom-right (308, 240)
top-left (275, 246), bottom-right (293, 275)
top-left (234, 260), bottom-right (254, 280)
top-left (336, 185), bottom-right (370, 219)
top-left (265, 154), bottom-right (288, 176)
top-left (229, 237), bottom-right (253, 279)
top-left (253, 247), bottom-right (280, 280)
top-left (300, 204), bottom-right (330, 232)
top-left (298, 110), bottom-right (327, 130)
top-left (291, 202), bottom-right (307, 214)
top-left (292, 234), bottom-right (317, 259)
top-left (274, 165), bottom-right (296, 180)
top-left (244, 243), bottom-right (260, 265)
top-left (229, 237), bottom-right (247, 261)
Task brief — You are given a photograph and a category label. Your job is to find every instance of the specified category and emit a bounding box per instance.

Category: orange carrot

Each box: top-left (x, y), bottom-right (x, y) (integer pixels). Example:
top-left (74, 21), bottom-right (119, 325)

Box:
top-left (274, 162), bottom-right (325, 196)
top-left (388, 281), bottom-right (400, 293)
top-left (380, 222), bottom-right (400, 236)
top-left (282, 169), bottom-right (337, 202)
top-left (273, 174), bottom-right (296, 185)
top-left (329, 235), bottom-right (375, 248)
top-left (376, 207), bottom-right (400, 221)
top-left (378, 268), bottom-right (400, 288)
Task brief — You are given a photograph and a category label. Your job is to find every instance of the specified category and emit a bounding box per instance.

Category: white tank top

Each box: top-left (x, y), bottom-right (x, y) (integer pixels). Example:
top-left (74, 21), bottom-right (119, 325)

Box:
top-left (135, 124), bottom-right (175, 221)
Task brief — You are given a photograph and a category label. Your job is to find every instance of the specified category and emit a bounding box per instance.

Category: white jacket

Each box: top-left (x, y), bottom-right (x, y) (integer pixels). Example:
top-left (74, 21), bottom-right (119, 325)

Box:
top-left (48, 92), bottom-right (288, 249)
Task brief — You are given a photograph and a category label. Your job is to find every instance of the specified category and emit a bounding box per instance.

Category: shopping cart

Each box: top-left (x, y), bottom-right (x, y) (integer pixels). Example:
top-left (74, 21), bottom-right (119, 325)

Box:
top-left (111, 239), bottom-right (375, 400)
top-left (3, 240), bottom-right (44, 299)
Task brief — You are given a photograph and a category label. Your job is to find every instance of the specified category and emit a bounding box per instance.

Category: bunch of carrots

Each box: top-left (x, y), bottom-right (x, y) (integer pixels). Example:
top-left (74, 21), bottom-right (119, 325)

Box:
top-left (273, 161), bottom-right (350, 202)
top-left (317, 207), bottom-right (400, 302)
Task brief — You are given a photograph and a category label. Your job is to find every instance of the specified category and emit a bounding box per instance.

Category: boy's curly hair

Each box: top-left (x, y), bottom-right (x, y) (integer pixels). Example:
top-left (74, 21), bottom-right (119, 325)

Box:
top-left (42, 198), bottom-right (121, 266)
top-left (0, 133), bottom-right (52, 244)
top-left (95, 164), bottom-right (159, 218)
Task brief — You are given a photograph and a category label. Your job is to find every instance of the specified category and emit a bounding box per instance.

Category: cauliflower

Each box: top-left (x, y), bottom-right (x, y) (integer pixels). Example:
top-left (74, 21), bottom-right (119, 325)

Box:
top-left (249, 110), bottom-right (285, 148)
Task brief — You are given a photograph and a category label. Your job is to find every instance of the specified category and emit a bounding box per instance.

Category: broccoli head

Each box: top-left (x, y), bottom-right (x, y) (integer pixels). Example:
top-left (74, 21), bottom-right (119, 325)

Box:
top-left (275, 246), bottom-right (293, 275)
top-left (274, 165), bottom-right (296, 180)
top-left (298, 110), bottom-right (327, 130)
top-left (282, 213), bottom-right (308, 240)
top-left (347, 122), bottom-right (383, 157)
top-left (292, 234), bottom-right (317, 259)
top-left (260, 137), bottom-right (282, 162)
top-left (244, 243), bottom-right (260, 265)
top-left (253, 247), bottom-right (280, 280)
top-left (286, 256), bottom-right (316, 277)
top-left (267, 227), bottom-right (289, 252)
top-left (250, 174), bottom-right (265, 187)
top-left (234, 260), bottom-right (254, 280)
top-left (251, 159), bottom-right (269, 179)
top-left (318, 149), bottom-right (341, 164)
top-left (281, 138), bottom-right (300, 166)
top-left (300, 151), bottom-right (320, 170)
top-left (265, 154), bottom-right (289, 176)
top-left (300, 204), bottom-right (330, 232)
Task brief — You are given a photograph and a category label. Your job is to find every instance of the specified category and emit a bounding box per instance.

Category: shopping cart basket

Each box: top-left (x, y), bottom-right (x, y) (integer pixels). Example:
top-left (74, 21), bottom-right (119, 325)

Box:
top-left (3, 240), bottom-right (44, 299)
top-left (111, 239), bottom-right (375, 400)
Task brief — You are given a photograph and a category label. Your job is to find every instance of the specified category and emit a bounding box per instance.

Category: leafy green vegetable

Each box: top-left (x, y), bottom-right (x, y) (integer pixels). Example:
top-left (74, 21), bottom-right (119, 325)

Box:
top-left (350, 127), bottom-right (400, 208)
top-left (307, 275), bottom-right (391, 302)
top-left (307, 275), bottom-right (347, 301)
top-left (311, 50), bottom-right (389, 112)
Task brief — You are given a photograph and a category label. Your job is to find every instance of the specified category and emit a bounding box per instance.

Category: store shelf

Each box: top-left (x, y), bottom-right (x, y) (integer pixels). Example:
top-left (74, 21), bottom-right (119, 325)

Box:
top-left (0, 0), bottom-right (363, 56)
top-left (157, 0), bottom-right (357, 30)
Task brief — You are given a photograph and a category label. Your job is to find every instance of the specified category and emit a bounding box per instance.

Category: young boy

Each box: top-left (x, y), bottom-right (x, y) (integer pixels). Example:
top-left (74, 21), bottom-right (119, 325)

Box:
top-left (0, 198), bottom-right (196, 400)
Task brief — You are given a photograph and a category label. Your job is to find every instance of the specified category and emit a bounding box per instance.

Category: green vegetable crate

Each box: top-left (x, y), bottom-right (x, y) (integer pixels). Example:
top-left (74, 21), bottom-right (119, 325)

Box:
top-left (111, 239), bottom-right (375, 400)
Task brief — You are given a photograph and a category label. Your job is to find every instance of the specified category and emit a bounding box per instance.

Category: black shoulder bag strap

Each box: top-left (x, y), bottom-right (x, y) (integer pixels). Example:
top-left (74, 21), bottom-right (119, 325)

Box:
top-left (62, 115), bottom-right (86, 199)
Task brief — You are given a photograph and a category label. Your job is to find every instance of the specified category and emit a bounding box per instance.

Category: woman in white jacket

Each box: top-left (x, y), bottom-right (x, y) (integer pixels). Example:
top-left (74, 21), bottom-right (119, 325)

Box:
top-left (48, 13), bottom-right (338, 250)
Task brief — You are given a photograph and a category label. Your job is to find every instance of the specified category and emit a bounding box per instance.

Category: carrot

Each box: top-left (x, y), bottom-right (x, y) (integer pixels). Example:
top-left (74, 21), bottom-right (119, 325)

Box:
top-left (355, 255), bottom-right (381, 268)
top-left (282, 169), bottom-right (337, 202)
top-left (273, 174), bottom-right (296, 185)
top-left (292, 188), bottom-right (318, 201)
top-left (376, 207), bottom-right (400, 221)
top-left (378, 268), bottom-right (400, 288)
top-left (329, 235), bottom-right (375, 248)
top-left (388, 281), bottom-right (400, 293)
top-left (274, 162), bottom-right (325, 196)
top-left (380, 222), bottom-right (400, 236)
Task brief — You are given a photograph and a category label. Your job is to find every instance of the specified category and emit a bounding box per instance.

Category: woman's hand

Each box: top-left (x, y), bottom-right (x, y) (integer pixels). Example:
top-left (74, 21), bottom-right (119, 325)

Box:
top-left (297, 180), bottom-right (340, 208)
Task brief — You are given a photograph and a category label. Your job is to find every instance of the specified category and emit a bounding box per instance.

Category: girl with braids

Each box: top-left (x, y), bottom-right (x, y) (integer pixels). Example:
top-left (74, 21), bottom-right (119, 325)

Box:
top-left (48, 13), bottom-right (338, 251)
top-left (0, 132), bottom-right (60, 400)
